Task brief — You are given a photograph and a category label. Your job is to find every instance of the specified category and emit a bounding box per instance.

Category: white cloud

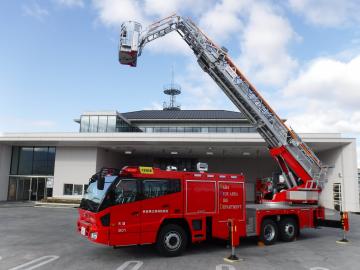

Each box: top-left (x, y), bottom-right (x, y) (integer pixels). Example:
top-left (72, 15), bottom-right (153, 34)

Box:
top-left (198, 0), bottom-right (247, 42)
top-left (92, 0), bottom-right (147, 27)
top-left (55, 0), bottom-right (84, 8)
top-left (237, 2), bottom-right (298, 87)
top-left (280, 55), bottom-right (360, 166)
top-left (284, 55), bottom-right (360, 124)
top-left (143, 0), bottom-right (213, 18)
top-left (288, 0), bottom-right (360, 27)
top-left (22, 3), bottom-right (49, 21)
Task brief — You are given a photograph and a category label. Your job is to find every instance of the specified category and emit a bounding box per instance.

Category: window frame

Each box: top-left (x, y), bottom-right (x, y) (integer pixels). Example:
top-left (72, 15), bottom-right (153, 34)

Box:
top-left (141, 178), bottom-right (181, 200)
top-left (73, 184), bottom-right (83, 195)
top-left (63, 183), bottom-right (74, 195)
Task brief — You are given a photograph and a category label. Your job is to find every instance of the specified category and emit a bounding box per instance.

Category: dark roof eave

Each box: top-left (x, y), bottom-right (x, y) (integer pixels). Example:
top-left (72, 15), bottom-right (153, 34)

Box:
top-left (128, 118), bottom-right (250, 122)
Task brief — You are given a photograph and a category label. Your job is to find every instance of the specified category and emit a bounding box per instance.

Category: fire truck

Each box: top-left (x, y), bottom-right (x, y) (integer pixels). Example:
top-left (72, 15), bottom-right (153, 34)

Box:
top-left (77, 14), bottom-right (348, 256)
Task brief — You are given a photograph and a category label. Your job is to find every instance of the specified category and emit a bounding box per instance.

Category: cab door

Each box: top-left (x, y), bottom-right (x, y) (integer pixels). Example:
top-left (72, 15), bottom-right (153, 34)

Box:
top-left (109, 178), bottom-right (141, 246)
top-left (140, 179), bottom-right (182, 243)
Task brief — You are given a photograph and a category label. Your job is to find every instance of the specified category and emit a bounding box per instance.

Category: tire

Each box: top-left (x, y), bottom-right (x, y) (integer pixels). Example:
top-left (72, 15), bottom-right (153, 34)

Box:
top-left (156, 224), bottom-right (188, 257)
top-left (260, 219), bottom-right (278, 245)
top-left (279, 217), bottom-right (298, 242)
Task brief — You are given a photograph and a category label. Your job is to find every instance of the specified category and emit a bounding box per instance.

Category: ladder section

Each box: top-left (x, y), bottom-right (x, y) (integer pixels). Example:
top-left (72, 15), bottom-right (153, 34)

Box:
top-left (119, 14), bottom-right (325, 185)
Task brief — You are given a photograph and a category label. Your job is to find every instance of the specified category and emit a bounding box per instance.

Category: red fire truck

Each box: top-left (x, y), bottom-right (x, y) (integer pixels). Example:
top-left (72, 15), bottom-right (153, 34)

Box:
top-left (77, 166), bottom-right (329, 256)
top-left (78, 14), bottom-right (349, 256)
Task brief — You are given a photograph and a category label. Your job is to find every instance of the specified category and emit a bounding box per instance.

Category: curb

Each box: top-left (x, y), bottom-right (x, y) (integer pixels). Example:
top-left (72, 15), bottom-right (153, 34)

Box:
top-left (35, 202), bottom-right (79, 208)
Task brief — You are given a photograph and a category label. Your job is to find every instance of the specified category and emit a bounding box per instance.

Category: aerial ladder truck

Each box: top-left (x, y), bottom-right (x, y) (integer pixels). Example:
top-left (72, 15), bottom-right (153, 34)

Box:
top-left (77, 14), bottom-right (349, 257)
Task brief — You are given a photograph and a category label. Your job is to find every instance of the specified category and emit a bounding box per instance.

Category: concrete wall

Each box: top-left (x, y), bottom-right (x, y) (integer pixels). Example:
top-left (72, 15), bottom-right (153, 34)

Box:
top-left (96, 148), bottom-right (124, 171)
top-left (53, 147), bottom-right (98, 197)
top-left (0, 144), bottom-right (11, 201)
top-left (318, 141), bottom-right (360, 212)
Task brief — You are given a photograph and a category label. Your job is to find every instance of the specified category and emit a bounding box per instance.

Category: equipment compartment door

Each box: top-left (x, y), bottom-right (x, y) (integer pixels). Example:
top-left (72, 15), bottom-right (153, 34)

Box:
top-left (109, 179), bottom-right (141, 246)
top-left (213, 181), bottom-right (246, 239)
top-left (186, 180), bottom-right (216, 214)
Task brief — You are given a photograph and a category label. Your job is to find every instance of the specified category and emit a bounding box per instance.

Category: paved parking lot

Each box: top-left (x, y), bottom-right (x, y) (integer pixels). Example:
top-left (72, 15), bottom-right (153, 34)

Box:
top-left (0, 205), bottom-right (359, 270)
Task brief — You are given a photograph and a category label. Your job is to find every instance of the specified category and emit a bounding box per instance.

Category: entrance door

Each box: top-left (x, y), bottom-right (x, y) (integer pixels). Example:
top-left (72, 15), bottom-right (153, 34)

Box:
top-left (29, 178), bottom-right (46, 201)
top-left (8, 178), bottom-right (17, 201)
top-left (30, 178), bottom-right (38, 201)
top-left (8, 177), bottom-right (47, 201)
top-left (22, 178), bottom-right (31, 200)
top-left (37, 178), bottom-right (46, 201)
top-left (16, 178), bottom-right (31, 201)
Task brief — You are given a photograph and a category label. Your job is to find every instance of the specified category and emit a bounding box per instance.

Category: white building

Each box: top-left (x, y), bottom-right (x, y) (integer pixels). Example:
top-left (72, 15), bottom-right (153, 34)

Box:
top-left (0, 110), bottom-right (359, 212)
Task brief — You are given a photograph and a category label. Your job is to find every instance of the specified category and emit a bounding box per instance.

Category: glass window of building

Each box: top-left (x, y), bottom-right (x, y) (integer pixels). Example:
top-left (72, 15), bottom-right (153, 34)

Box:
top-left (107, 116), bottom-right (116, 132)
top-left (80, 116), bottom-right (90, 132)
top-left (169, 127), bottom-right (177, 133)
top-left (208, 127), bottom-right (217, 133)
top-left (98, 116), bottom-right (108, 133)
top-left (10, 147), bottom-right (56, 176)
top-left (10, 147), bottom-right (20, 175)
top-left (177, 127), bottom-right (184, 133)
top-left (33, 147), bottom-right (50, 175)
top-left (89, 116), bottom-right (99, 132)
top-left (73, 185), bottom-right (83, 195)
top-left (64, 184), bottom-right (73, 195)
top-left (18, 147), bottom-right (34, 175)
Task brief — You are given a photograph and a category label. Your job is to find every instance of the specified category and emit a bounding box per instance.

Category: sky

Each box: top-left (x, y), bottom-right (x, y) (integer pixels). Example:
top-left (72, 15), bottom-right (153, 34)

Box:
top-left (0, 0), bottom-right (359, 166)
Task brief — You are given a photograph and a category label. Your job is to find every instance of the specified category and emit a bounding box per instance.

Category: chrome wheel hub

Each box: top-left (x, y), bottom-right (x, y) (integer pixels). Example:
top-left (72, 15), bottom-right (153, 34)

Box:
top-left (284, 224), bottom-right (295, 238)
top-left (264, 224), bottom-right (275, 241)
top-left (164, 231), bottom-right (181, 251)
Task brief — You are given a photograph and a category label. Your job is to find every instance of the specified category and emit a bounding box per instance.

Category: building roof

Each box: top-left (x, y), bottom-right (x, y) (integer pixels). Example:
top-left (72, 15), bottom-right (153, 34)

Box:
top-left (121, 110), bottom-right (247, 121)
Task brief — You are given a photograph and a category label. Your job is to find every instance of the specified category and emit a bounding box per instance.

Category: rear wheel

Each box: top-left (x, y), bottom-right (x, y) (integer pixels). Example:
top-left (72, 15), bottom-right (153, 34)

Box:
top-left (260, 219), bottom-right (278, 245)
top-left (279, 217), bottom-right (298, 242)
top-left (156, 224), bottom-right (188, 257)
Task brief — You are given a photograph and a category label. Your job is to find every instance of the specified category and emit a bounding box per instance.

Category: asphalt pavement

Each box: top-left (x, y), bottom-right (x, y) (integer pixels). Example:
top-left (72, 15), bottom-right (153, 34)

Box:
top-left (0, 205), bottom-right (359, 270)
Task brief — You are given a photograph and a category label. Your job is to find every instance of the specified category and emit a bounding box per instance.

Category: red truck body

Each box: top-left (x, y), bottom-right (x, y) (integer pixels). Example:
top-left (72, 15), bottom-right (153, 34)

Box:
top-left (77, 166), bottom-right (325, 255)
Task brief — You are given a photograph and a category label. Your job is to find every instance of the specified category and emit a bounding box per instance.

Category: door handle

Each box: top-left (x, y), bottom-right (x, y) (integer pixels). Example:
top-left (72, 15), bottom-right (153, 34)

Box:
top-left (131, 211), bottom-right (139, 216)
top-left (162, 204), bottom-right (169, 208)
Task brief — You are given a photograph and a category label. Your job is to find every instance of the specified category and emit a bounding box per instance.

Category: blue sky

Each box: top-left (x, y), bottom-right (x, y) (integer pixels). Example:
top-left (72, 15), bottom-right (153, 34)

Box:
top-left (0, 0), bottom-right (359, 164)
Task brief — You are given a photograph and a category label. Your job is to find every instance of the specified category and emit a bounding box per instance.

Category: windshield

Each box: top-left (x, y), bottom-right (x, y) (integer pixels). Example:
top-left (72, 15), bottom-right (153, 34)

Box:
top-left (80, 175), bottom-right (117, 212)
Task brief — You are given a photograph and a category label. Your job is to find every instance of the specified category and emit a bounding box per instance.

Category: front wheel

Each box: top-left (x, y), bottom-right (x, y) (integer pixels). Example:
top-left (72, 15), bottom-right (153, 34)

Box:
top-left (260, 219), bottom-right (278, 245)
top-left (156, 224), bottom-right (188, 257)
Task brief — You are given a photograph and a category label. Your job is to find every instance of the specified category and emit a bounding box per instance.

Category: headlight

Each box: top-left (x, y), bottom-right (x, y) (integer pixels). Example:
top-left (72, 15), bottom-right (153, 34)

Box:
top-left (90, 232), bottom-right (98, 240)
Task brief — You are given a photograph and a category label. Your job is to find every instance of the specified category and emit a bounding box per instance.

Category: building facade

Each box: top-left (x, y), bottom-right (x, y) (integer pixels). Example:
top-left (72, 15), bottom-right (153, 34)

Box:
top-left (0, 110), bottom-right (359, 212)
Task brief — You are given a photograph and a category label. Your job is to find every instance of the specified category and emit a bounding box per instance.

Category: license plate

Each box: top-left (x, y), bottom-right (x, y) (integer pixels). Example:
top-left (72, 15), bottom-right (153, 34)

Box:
top-left (81, 226), bottom-right (86, 236)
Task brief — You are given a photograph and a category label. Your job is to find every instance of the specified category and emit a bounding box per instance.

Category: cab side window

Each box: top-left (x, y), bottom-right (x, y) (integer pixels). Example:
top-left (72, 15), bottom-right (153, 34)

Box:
top-left (143, 179), bottom-right (180, 199)
top-left (113, 179), bottom-right (138, 204)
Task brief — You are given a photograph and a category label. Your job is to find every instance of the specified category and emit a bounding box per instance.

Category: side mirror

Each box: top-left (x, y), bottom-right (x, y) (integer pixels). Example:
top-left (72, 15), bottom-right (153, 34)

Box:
top-left (97, 176), bottom-right (105, 190)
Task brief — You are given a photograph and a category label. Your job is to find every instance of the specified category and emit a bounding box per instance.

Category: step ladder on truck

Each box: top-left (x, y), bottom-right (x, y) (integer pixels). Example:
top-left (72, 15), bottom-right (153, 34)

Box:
top-left (77, 14), bottom-right (349, 257)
